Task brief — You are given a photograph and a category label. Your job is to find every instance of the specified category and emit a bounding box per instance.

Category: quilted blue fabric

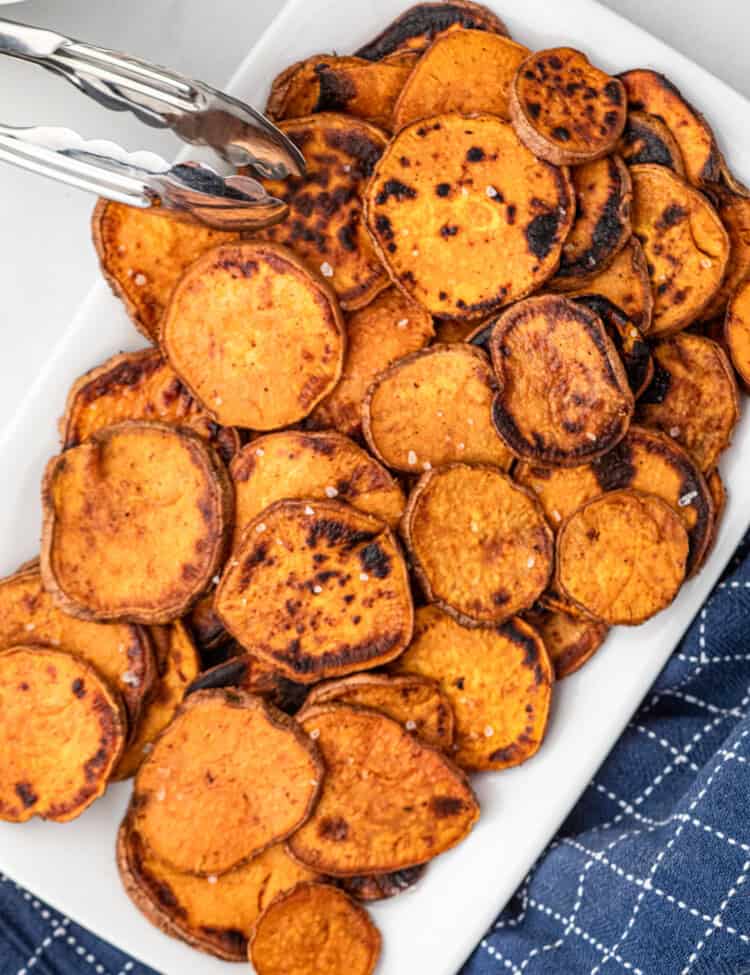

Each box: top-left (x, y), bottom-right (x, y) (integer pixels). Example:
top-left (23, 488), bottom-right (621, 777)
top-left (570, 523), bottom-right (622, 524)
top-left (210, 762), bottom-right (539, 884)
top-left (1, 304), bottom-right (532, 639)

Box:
top-left (1, 534), bottom-right (749, 975)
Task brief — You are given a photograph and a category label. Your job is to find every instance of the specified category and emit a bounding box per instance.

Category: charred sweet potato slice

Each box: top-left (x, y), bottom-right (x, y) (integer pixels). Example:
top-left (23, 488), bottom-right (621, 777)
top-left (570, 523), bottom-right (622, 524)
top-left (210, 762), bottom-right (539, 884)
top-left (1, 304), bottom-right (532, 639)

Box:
top-left (365, 113), bottom-right (574, 318)
top-left (132, 689), bottom-right (322, 875)
top-left (216, 500), bottom-right (413, 683)
top-left (638, 334), bottom-right (740, 471)
top-left (403, 464), bottom-right (553, 625)
top-left (435, 318), bottom-right (483, 343)
top-left (573, 295), bottom-right (653, 398)
top-left (631, 165), bottom-right (729, 336)
top-left (619, 70), bottom-right (721, 187)
top-left (41, 422), bottom-right (232, 624)
top-left (60, 349), bottom-right (240, 466)
top-left (617, 111), bottom-right (686, 175)
top-left (702, 468), bottom-right (726, 566)
top-left (564, 237), bottom-right (653, 334)
top-left (363, 345), bottom-right (513, 472)
top-left (355, 1), bottom-right (509, 60)
top-left (392, 606), bottom-right (553, 770)
top-left (726, 277), bottom-right (750, 390)
top-left (556, 489), bottom-right (689, 624)
top-left (308, 288), bottom-right (434, 436)
top-left (0, 646), bottom-right (126, 822)
top-left (524, 605), bottom-right (608, 680)
top-left (514, 462), bottom-right (601, 529)
top-left (250, 882), bottom-right (381, 975)
top-left (117, 823), bottom-right (319, 961)
top-left (231, 431), bottom-right (405, 536)
top-left (489, 295), bottom-right (634, 467)
top-left (510, 48), bottom-right (627, 165)
top-left (186, 587), bottom-right (230, 654)
top-left (335, 865), bottom-right (426, 902)
top-left (304, 673), bottom-right (454, 751)
top-left (258, 114), bottom-right (389, 311)
top-left (92, 200), bottom-right (238, 343)
top-left (702, 188), bottom-right (750, 323)
top-left (391, 30), bottom-right (528, 130)
top-left (186, 653), bottom-right (309, 716)
top-left (162, 242), bottom-right (344, 429)
top-left (289, 704), bottom-right (478, 874)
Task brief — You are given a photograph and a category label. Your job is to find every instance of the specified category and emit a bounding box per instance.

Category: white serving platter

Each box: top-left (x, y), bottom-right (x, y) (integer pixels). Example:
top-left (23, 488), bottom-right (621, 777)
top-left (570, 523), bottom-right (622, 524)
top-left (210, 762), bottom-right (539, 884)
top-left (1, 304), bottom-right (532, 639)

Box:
top-left (0, 1), bottom-right (749, 973)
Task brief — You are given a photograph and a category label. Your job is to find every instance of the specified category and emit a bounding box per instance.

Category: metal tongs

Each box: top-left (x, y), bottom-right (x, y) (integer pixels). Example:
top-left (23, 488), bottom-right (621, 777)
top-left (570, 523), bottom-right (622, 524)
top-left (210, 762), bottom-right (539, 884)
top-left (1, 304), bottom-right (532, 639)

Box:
top-left (0, 18), bottom-right (305, 230)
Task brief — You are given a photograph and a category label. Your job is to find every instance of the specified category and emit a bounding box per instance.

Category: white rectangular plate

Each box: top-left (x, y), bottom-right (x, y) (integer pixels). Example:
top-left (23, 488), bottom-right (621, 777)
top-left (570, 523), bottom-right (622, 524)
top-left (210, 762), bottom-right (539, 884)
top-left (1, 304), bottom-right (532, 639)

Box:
top-left (0, 2), bottom-right (748, 973)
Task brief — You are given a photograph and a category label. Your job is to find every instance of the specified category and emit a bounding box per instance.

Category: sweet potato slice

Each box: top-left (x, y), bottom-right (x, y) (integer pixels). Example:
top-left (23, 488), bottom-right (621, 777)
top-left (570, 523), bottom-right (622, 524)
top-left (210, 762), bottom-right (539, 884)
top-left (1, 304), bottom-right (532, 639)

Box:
top-left (92, 200), bottom-right (238, 343)
top-left (563, 237), bottom-right (653, 334)
top-left (524, 605), bottom-right (609, 680)
top-left (403, 464), bottom-right (553, 625)
top-left (60, 349), bottom-right (240, 466)
top-left (186, 653), bottom-right (309, 716)
top-left (617, 111), bottom-right (686, 175)
top-left (0, 646), bottom-right (126, 822)
top-left (510, 48), bottom-right (627, 165)
top-left (573, 295), bottom-right (653, 398)
top-left (619, 69), bottom-right (721, 187)
top-left (304, 673), bottom-right (454, 751)
top-left (489, 296), bottom-right (634, 467)
top-left (132, 689), bottom-right (322, 875)
top-left (391, 30), bottom-right (528, 130)
top-left (363, 345), bottom-right (513, 473)
top-left (0, 565), bottom-right (154, 730)
top-left (335, 865), bottom-right (426, 902)
top-left (117, 822), bottom-right (319, 961)
top-left (701, 467), bottom-right (726, 566)
top-left (702, 189), bottom-right (750, 324)
top-left (41, 422), bottom-right (232, 624)
top-left (231, 431), bottom-right (405, 537)
top-left (216, 500), bottom-right (413, 683)
top-left (630, 165), bottom-right (729, 336)
top-left (434, 318), bottom-right (482, 343)
top-left (365, 113), bottom-right (574, 318)
top-left (258, 114), bottom-right (389, 311)
top-left (186, 587), bottom-right (230, 654)
top-left (288, 704), bottom-right (478, 874)
top-left (162, 241), bottom-right (345, 430)
top-left (556, 489), bottom-right (688, 624)
top-left (725, 277), bottom-right (750, 390)
top-left (308, 288), bottom-right (434, 436)
top-left (638, 334), bottom-right (740, 471)
top-left (392, 606), bottom-right (553, 770)
top-left (514, 462), bottom-right (601, 529)
top-left (355, 1), bottom-right (509, 60)
top-left (250, 882), bottom-right (381, 975)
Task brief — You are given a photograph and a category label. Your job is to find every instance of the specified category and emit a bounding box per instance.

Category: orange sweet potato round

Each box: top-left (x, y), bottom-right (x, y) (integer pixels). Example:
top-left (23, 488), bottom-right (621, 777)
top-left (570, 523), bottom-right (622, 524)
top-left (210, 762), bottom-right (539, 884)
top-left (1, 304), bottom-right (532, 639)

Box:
top-left (572, 295), bottom-right (653, 399)
top-left (186, 653), bottom-right (309, 716)
top-left (702, 467), bottom-right (727, 566)
top-left (617, 111), bottom-right (686, 176)
top-left (186, 586), bottom-right (229, 653)
top-left (524, 605), bottom-right (609, 680)
top-left (701, 187), bottom-right (750, 323)
top-left (725, 277), bottom-right (750, 390)
top-left (335, 865), bottom-right (426, 902)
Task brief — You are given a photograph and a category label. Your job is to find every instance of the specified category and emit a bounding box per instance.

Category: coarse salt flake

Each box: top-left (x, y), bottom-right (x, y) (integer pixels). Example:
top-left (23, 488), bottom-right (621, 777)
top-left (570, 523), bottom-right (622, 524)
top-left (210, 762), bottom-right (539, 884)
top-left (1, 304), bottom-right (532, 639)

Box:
top-left (701, 258), bottom-right (713, 269)
top-left (25, 623), bottom-right (35, 631)
top-left (461, 187), bottom-right (469, 198)
top-left (122, 671), bottom-right (140, 687)
top-left (304, 505), bottom-right (315, 515)
top-left (470, 521), bottom-right (479, 533)
top-left (485, 185), bottom-right (498, 198)
top-left (324, 486), bottom-right (338, 498)
top-left (313, 585), bottom-right (323, 594)
top-left (407, 450), bottom-right (417, 465)
top-left (551, 509), bottom-right (562, 523)
top-left (214, 396), bottom-right (223, 406)
top-left (405, 720), bottom-right (417, 731)
top-left (156, 788), bottom-right (166, 801)
top-left (422, 461), bottom-right (432, 471)
top-left (255, 447), bottom-right (265, 457)
top-left (679, 490), bottom-right (698, 507)
top-left (134, 273), bottom-right (147, 286)
top-left (309, 728), bottom-right (320, 740)
top-left (586, 432), bottom-right (597, 442)
top-left (397, 318), bottom-right (409, 328)
top-left (669, 426), bottom-right (681, 438)
top-left (207, 876), bottom-right (218, 885)
top-left (320, 261), bottom-right (334, 277)
top-left (255, 522), bottom-right (267, 533)
top-left (360, 572), bottom-right (369, 582)
top-left (212, 575), bottom-right (221, 585)
top-left (457, 442), bottom-right (465, 450)
top-left (527, 556), bottom-right (536, 569)
top-left (484, 726), bottom-right (494, 737)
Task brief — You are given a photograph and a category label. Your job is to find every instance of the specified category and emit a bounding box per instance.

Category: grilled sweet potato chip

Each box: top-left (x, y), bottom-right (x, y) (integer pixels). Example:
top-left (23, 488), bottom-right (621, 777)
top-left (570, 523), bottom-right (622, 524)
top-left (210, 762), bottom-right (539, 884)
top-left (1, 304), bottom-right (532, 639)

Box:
top-left (0, 646), bottom-right (126, 822)
top-left (336, 865), bottom-right (426, 902)
top-left (391, 30), bottom-right (528, 130)
top-left (726, 277), bottom-right (750, 390)
top-left (702, 189), bottom-right (750, 324)
top-left (393, 606), bottom-right (553, 770)
top-left (231, 431), bottom-right (405, 536)
top-left (702, 468), bottom-right (726, 565)
top-left (117, 822), bottom-right (319, 961)
top-left (305, 673), bottom-right (454, 751)
top-left (132, 689), bottom-right (322, 875)
top-left (258, 115), bottom-right (389, 311)
top-left (564, 237), bottom-right (653, 334)
top-left (510, 48), bottom-right (626, 165)
top-left (365, 113), bottom-right (574, 318)
top-left (573, 294), bottom-right (653, 398)
top-left (617, 111), bottom-right (686, 175)
top-left (186, 587), bottom-right (229, 654)
top-left (250, 882), bottom-right (381, 975)
top-left (363, 345), bottom-right (512, 473)
top-left (638, 334), bottom-right (740, 471)
top-left (556, 489), bottom-right (689, 624)
top-left (524, 605), bottom-right (608, 680)
top-left (61, 349), bottom-right (240, 466)
top-left (289, 704), bottom-right (478, 874)
top-left (619, 70), bottom-right (721, 187)
top-left (216, 499), bottom-right (413, 683)
top-left (42, 422), bottom-right (232, 624)
top-left (92, 200), bottom-right (237, 343)
top-left (630, 165), bottom-right (729, 336)
top-left (403, 464), bottom-right (553, 625)
top-left (489, 296), bottom-right (634, 467)
top-left (187, 653), bottom-right (309, 716)
top-left (162, 241), bottom-right (344, 429)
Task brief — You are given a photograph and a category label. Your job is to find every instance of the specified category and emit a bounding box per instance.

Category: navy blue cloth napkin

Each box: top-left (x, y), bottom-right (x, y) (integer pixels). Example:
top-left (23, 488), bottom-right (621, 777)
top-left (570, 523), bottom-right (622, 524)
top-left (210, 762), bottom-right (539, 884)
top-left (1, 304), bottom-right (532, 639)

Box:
top-left (2, 533), bottom-right (749, 975)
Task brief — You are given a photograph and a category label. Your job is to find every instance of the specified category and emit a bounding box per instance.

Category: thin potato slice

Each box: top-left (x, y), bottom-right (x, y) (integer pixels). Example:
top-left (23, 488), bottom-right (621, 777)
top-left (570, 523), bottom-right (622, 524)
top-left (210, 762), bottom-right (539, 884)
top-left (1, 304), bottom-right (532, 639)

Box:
top-left (335, 865), bottom-right (426, 902)
top-left (365, 113), bottom-right (574, 318)
top-left (514, 462), bottom-right (601, 529)
top-left (216, 500), bottom-right (413, 683)
top-left (524, 605), bottom-right (609, 680)
top-left (289, 704), bottom-right (478, 875)
top-left (392, 606), bottom-right (553, 770)
top-left (510, 48), bottom-right (627, 165)
top-left (162, 242), bottom-right (345, 430)
top-left (186, 653), bottom-right (309, 716)
top-left (563, 237), bottom-right (653, 334)
top-left (0, 647), bottom-right (126, 822)
top-left (617, 111), bottom-right (686, 175)
top-left (250, 882), bottom-right (381, 975)
top-left (92, 200), bottom-right (237, 343)
top-left (702, 468), bottom-right (726, 566)
top-left (132, 689), bottom-right (323, 875)
top-left (403, 464), bottom-right (553, 625)
top-left (638, 334), bottom-right (740, 471)
top-left (630, 165), bottom-right (729, 336)
top-left (573, 294), bottom-right (653, 398)
top-left (434, 319), bottom-right (481, 343)
top-left (702, 189), bottom-right (750, 324)
top-left (41, 422), bottom-right (233, 624)
top-left (186, 587), bottom-right (229, 654)
top-left (489, 296), bottom-right (634, 467)
top-left (556, 489), bottom-right (689, 624)
top-left (726, 277), bottom-right (750, 390)
top-left (363, 345), bottom-right (513, 473)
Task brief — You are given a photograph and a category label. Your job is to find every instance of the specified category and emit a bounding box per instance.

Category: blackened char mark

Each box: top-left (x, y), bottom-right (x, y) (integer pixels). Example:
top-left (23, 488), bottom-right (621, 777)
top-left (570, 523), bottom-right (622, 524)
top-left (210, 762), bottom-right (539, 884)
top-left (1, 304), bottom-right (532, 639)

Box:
top-left (355, 4), bottom-right (504, 61)
top-left (525, 211), bottom-right (561, 260)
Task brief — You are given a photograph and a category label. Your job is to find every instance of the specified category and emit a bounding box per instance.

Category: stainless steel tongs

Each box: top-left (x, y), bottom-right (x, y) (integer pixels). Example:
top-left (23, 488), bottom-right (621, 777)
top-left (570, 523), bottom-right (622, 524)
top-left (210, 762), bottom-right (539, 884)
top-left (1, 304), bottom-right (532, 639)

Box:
top-left (0, 18), bottom-right (305, 230)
